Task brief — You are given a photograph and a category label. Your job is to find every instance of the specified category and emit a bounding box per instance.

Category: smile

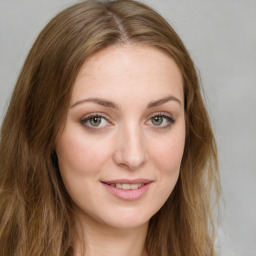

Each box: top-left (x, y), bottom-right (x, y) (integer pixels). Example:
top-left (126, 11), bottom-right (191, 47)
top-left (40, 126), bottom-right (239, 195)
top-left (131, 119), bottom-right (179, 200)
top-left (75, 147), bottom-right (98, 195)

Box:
top-left (101, 179), bottom-right (152, 200)
top-left (110, 183), bottom-right (143, 190)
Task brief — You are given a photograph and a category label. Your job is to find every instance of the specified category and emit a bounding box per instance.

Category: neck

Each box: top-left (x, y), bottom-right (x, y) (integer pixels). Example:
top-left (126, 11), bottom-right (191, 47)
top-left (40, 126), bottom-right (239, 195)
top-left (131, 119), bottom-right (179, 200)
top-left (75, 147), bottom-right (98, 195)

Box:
top-left (73, 214), bottom-right (148, 256)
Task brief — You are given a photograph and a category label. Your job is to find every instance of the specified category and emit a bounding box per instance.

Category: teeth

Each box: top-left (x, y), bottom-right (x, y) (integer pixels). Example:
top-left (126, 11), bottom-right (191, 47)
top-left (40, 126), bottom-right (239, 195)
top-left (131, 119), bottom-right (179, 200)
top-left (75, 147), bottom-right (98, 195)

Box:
top-left (130, 184), bottom-right (141, 189)
top-left (112, 183), bottom-right (143, 190)
top-left (116, 183), bottom-right (123, 189)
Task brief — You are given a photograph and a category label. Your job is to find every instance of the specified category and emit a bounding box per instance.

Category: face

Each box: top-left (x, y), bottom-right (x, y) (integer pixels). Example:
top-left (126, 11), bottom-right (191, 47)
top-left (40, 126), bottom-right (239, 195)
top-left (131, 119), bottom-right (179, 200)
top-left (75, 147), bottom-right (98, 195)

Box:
top-left (55, 44), bottom-right (185, 230)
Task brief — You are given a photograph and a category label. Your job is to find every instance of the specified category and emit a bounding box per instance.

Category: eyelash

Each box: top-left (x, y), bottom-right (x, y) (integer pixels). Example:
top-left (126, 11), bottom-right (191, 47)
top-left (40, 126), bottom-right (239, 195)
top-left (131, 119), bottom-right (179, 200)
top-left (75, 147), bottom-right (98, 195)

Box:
top-left (80, 113), bottom-right (111, 130)
top-left (80, 112), bottom-right (175, 131)
top-left (146, 112), bottom-right (175, 129)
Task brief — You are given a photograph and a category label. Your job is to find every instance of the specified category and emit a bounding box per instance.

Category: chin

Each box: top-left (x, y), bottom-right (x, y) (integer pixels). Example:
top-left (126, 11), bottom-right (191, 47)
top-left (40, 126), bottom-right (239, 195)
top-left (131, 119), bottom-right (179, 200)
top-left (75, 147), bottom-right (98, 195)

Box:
top-left (103, 217), bottom-right (149, 230)
top-left (98, 207), bottom-right (157, 230)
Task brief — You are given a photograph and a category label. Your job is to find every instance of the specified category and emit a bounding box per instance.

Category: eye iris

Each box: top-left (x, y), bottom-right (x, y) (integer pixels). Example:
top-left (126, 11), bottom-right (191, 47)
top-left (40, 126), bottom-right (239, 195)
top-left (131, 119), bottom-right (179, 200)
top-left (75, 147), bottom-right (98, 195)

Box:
top-left (152, 116), bottom-right (163, 126)
top-left (90, 117), bottom-right (102, 126)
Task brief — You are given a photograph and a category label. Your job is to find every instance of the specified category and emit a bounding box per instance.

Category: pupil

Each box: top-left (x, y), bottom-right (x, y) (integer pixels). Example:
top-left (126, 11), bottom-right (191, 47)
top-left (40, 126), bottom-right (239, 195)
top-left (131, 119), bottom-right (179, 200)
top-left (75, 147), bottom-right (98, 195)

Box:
top-left (153, 116), bottom-right (163, 125)
top-left (91, 117), bottom-right (101, 126)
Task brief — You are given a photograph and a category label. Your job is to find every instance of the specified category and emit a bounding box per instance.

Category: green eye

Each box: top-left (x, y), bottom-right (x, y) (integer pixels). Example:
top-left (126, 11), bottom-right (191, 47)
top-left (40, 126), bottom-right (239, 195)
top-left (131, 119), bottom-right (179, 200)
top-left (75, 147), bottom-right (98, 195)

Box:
top-left (89, 116), bottom-right (102, 126)
top-left (81, 115), bottom-right (109, 129)
top-left (147, 114), bottom-right (175, 128)
top-left (151, 116), bottom-right (164, 126)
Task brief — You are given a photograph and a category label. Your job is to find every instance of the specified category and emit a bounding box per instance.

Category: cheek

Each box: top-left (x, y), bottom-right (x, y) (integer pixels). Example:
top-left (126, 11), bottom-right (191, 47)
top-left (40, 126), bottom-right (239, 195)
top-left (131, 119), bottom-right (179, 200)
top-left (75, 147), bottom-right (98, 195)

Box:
top-left (55, 129), bottom-right (112, 182)
top-left (55, 131), bottom-right (112, 205)
top-left (152, 132), bottom-right (185, 173)
top-left (144, 129), bottom-right (185, 217)
top-left (149, 127), bottom-right (185, 195)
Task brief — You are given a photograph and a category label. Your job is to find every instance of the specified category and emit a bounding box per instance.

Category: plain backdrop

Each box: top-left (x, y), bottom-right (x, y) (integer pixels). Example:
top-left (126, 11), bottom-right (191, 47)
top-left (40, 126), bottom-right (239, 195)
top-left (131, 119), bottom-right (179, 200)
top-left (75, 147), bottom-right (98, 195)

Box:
top-left (0, 0), bottom-right (255, 255)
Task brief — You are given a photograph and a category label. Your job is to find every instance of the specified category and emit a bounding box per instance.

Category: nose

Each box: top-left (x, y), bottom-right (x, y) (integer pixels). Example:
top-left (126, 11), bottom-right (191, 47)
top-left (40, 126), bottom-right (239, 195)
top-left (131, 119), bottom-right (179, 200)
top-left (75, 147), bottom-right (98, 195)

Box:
top-left (113, 123), bottom-right (148, 170)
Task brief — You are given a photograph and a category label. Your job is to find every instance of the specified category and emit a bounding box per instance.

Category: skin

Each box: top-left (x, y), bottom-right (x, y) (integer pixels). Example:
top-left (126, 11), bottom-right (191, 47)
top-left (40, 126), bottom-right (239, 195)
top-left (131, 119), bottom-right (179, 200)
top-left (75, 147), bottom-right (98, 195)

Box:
top-left (55, 43), bottom-right (185, 256)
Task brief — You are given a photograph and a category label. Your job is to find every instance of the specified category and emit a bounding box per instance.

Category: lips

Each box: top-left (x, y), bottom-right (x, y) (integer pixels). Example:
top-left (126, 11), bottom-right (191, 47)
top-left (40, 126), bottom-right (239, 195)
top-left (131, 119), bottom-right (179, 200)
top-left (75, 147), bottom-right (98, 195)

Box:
top-left (102, 179), bottom-right (152, 189)
top-left (110, 183), bottom-right (143, 190)
top-left (101, 179), bottom-right (153, 200)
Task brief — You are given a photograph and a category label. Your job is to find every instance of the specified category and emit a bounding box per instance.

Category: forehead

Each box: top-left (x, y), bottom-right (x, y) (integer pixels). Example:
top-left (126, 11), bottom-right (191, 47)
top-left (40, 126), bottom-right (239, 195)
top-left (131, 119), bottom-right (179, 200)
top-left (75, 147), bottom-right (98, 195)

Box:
top-left (71, 43), bottom-right (184, 106)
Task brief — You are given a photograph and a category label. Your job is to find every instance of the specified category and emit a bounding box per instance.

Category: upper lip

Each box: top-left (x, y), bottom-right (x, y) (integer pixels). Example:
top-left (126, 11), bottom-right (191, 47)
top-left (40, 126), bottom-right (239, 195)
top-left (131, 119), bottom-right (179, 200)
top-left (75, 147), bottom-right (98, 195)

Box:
top-left (102, 179), bottom-right (153, 184)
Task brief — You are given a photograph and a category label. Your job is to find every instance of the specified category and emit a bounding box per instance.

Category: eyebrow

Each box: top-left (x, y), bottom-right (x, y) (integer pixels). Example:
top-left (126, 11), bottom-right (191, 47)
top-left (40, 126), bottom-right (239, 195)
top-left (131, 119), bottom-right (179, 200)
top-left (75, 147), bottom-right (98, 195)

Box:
top-left (71, 95), bottom-right (182, 109)
top-left (147, 95), bottom-right (182, 108)
top-left (71, 98), bottom-right (119, 109)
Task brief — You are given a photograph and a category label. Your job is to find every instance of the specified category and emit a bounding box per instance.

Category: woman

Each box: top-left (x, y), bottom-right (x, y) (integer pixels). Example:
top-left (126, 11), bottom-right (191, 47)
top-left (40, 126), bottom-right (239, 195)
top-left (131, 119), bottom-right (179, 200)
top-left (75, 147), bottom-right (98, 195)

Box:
top-left (0, 0), bottom-right (220, 255)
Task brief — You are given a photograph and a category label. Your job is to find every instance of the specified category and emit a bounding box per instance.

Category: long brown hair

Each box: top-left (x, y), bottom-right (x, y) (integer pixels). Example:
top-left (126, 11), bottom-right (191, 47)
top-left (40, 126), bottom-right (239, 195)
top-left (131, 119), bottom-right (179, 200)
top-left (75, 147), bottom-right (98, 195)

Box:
top-left (0, 0), bottom-right (220, 255)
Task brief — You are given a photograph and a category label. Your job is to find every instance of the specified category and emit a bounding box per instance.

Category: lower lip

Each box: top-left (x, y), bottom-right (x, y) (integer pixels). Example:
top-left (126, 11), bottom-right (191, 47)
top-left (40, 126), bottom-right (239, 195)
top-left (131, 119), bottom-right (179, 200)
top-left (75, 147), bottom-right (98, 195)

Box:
top-left (102, 182), bottom-right (152, 201)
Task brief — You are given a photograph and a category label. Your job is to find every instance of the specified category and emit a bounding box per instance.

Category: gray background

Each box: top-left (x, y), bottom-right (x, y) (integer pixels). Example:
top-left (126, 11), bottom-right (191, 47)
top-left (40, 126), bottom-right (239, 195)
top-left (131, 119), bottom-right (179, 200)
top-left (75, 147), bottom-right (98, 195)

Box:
top-left (0, 0), bottom-right (255, 255)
